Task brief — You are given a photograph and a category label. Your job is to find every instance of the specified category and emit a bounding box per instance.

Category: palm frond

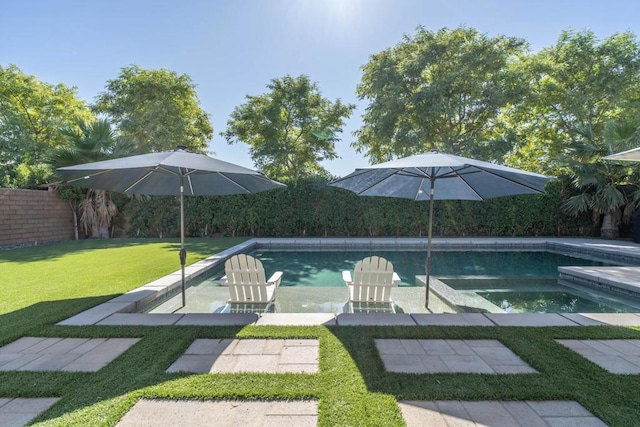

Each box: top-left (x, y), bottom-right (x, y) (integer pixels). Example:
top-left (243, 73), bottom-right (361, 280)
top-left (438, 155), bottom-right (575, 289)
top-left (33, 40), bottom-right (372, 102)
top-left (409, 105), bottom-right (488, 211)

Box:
top-left (593, 184), bottom-right (625, 213)
top-left (560, 193), bottom-right (592, 216)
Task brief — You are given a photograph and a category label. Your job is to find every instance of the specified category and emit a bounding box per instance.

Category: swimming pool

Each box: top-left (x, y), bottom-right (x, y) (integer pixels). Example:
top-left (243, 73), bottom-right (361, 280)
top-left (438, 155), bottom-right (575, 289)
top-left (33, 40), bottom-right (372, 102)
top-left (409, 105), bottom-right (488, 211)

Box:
top-left (146, 246), bottom-right (635, 314)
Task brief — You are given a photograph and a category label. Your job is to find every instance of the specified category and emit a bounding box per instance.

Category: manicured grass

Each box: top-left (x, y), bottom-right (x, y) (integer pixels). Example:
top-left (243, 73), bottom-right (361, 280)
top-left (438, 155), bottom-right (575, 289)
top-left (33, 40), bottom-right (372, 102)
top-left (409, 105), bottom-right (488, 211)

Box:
top-left (0, 238), bottom-right (247, 343)
top-left (1, 238), bottom-right (640, 426)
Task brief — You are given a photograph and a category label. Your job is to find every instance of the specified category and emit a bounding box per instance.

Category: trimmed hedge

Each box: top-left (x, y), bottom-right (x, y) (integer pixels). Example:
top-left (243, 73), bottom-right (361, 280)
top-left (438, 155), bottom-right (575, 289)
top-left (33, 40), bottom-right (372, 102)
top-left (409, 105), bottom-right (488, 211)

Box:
top-left (118, 177), bottom-right (593, 238)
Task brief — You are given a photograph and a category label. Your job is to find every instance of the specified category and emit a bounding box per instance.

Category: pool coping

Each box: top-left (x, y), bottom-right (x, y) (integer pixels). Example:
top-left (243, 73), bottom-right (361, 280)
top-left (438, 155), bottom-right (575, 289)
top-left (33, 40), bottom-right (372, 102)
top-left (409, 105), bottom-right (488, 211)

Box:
top-left (57, 237), bottom-right (640, 327)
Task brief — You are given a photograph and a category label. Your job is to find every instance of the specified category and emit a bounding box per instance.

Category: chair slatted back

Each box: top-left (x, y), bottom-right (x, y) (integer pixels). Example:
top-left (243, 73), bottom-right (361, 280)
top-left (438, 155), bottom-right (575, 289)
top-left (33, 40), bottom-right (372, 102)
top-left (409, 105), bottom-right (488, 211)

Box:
top-left (352, 256), bottom-right (394, 286)
top-left (350, 256), bottom-right (394, 303)
top-left (225, 254), bottom-right (272, 303)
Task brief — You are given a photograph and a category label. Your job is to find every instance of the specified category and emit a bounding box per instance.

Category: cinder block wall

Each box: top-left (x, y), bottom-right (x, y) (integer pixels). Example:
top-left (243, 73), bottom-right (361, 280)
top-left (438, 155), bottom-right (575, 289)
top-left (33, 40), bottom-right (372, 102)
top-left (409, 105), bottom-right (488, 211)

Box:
top-left (0, 188), bottom-right (74, 247)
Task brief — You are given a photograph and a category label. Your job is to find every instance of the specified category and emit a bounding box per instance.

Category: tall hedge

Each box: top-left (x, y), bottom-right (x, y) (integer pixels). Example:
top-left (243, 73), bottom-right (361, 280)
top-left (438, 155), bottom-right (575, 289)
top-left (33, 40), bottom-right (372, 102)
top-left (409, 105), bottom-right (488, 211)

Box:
top-left (120, 177), bottom-right (593, 238)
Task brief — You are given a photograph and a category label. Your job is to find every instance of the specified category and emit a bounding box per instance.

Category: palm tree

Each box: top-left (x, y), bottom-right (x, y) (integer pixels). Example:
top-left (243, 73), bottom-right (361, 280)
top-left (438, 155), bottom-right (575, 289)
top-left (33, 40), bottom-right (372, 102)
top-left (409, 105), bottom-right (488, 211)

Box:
top-left (49, 119), bottom-right (137, 238)
top-left (559, 120), bottom-right (640, 238)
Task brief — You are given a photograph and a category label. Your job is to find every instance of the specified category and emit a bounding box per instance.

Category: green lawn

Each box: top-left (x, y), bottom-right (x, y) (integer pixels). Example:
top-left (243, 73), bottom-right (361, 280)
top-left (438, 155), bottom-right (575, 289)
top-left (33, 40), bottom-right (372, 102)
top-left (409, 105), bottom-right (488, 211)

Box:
top-left (1, 238), bottom-right (640, 426)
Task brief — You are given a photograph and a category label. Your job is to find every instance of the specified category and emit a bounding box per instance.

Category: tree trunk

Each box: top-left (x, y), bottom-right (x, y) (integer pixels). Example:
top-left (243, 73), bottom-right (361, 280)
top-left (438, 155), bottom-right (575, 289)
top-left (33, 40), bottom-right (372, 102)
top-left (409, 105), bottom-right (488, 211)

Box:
top-left (600, 212), bottom-right (619, 239)
top-left (68, 199), bottom-right (79, 240)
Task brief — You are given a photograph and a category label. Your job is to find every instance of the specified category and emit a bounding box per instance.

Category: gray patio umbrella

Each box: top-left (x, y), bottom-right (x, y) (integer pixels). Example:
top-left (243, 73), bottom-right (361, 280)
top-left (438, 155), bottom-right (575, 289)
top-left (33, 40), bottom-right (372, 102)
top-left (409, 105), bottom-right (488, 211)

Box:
top-left (328, 150), bottom-right (553, 309)
top-left (57, 146), bottom-right (285, 307)
top-left (603, 147), bottom-right (640, 161)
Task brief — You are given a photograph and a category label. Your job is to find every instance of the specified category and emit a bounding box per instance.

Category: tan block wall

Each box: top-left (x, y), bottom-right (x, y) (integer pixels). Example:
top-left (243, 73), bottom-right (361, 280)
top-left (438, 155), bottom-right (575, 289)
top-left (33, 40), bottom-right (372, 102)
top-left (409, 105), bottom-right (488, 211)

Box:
top-left (0, 188), bottom-right (74, 247)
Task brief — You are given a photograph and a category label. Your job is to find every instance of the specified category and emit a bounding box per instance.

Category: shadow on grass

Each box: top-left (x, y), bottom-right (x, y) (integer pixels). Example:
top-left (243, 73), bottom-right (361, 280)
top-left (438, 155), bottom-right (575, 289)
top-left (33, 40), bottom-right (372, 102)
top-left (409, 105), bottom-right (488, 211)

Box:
top-left (0, 237), bottom-right (249, 263)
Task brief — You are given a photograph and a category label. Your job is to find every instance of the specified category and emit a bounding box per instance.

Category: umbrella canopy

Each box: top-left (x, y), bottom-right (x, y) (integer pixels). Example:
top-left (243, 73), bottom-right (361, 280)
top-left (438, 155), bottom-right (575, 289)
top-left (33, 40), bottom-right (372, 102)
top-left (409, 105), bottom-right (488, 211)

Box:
top-left (58, 146), bottom-right (286, 307)
top-left (602, 147), bottom-right (640, 162)
top-left (329, 151), bottom-right (554, 309)
top-left (57, 147), bottom-right (284, 196)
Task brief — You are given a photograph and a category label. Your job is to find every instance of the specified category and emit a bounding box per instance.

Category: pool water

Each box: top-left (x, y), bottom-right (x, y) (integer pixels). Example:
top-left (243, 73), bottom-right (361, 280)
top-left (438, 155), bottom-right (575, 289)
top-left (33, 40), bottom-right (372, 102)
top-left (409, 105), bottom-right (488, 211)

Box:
top-left (441, 278), bottom-right (640, 314)
top-left (249, 250), bottom-right (612, 287)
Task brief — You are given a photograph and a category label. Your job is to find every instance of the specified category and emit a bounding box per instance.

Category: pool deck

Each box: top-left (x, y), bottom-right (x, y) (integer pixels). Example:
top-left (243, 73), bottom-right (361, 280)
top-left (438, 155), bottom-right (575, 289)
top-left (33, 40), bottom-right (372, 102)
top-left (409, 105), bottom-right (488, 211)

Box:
top-left (57, 237), bottom-right (640, 327)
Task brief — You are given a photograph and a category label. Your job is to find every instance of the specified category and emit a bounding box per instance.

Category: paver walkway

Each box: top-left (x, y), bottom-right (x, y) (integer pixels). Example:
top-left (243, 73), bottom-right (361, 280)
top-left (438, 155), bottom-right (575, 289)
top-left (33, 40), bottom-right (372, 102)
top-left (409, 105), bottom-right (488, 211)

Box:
top-left (0, 337), bottom-right (140, 372)
top-left (167, 338), bottom-right (319, 374)
top-left (116, 399), bottom-right (318, 427)
top-left (376, 339), bottom-right (536, 374)
top-left (0, 398), bottom-right (60, 427)
top-left (399, 400), bottom-right (607, 427)
top-left (557, 339), bottom-right (640, 374)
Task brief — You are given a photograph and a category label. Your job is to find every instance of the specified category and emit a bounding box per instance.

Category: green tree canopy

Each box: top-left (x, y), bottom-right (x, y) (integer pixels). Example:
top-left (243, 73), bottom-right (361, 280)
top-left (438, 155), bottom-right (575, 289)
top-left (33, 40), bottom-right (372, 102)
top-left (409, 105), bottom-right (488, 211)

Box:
top-left (504, 29), bottom-right (640, 173)
top-left (92, 65), bottom-right (213, 154)
top-left (222, 74), bottom-right (355, 181)
top-left (354, 26), bottom-right (528, 163)
top-left (0, 64), bottom-right (93, 187)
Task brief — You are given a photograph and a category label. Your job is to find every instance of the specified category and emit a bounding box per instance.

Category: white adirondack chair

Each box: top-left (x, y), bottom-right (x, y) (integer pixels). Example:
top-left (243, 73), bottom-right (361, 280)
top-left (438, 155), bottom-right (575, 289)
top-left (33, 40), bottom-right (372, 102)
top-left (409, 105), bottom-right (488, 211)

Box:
top-left (224, 254), bottom-right (283, 309)
top-left (342, 256), bottom-right (400, 313)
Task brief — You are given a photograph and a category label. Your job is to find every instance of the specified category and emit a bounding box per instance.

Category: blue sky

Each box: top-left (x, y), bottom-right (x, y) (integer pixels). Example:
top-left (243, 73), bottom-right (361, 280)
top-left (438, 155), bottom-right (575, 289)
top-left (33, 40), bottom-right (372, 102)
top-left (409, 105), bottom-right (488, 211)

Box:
top-left (2, 0), bottom-right (640, 177)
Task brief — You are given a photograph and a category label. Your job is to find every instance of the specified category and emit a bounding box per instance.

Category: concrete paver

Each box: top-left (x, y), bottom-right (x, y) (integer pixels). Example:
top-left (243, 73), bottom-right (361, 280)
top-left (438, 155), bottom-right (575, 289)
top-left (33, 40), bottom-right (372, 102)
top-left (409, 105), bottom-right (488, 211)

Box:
top-left (411, 313), bottom-right (495, 326)
top-left (0, 337), bottom-right (140, 372)
top-left (256, 313), bottom-right (336, 326)
top-left (557, 339), bottom-right (640, 374)
top-left (399, 400), bottom-right (607, 427)
top-left (376, 339), bottom-right (536, 374)
top-left (0, 397), bottom-right (60, 427)
top-left (175, 313), bottom-right (258, 326)
top-left (336, 313), bottom-right (417, 326)
top-left (561, 313), bottom-right (640, 326)
top-left (97, 313), bottom-right (183, 326)
top-left (167, 338), bottom-right (319, 374)
top-left (116, 399), bottom-right (318, 427)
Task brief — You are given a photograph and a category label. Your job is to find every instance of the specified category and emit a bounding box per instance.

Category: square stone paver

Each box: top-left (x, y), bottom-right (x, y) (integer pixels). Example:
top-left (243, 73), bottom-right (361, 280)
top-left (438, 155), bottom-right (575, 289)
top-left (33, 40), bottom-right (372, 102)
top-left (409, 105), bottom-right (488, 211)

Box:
top-left (376, 339), bottom-right (536, 374)
top-left (0, 397), bottom-right (60, 427)
top-left (167, 339), bottom-right (319, 374)
top-left (556, 339), bottom-right (640, 374)
top-left (0, 337), bottom-right (140, 372)
top-left (399, 400), bottom-right (607, 427)
top-left (116, 399), bottom-right (318, 427)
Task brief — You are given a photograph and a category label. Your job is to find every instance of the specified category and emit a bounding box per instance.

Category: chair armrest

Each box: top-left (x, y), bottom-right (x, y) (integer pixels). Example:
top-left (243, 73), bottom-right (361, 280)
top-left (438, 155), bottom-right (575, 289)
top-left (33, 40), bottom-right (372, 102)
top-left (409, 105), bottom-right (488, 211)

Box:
top-left (392, 272), bottom-right (400, 286)
top-left (267, 271), bottom-right (283, 287)
top-left (342, 270), bottom-right (353, 285)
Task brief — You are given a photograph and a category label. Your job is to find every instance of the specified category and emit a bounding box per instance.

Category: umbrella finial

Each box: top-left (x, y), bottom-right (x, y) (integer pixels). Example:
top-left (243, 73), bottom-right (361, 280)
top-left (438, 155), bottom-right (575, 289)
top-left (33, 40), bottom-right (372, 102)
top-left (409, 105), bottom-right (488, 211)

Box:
top-left (430, 149), bottom-right (438, 154)
top-left (175, 145), bottom-right (188, 152)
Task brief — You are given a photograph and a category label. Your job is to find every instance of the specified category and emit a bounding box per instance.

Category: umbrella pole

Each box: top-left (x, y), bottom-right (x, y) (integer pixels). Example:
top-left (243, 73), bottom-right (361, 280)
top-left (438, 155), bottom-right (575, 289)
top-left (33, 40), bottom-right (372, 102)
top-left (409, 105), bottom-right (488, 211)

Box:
top-left (179, 176), bottom-right (186, 308)
top-left (425, 175), bottom-right (435, 310)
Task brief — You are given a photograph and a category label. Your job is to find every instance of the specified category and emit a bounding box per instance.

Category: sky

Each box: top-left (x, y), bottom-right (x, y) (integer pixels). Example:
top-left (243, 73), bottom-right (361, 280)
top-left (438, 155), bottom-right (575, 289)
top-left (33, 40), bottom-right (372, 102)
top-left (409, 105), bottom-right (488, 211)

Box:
top-left (2, 0), bottom-right (640, 177)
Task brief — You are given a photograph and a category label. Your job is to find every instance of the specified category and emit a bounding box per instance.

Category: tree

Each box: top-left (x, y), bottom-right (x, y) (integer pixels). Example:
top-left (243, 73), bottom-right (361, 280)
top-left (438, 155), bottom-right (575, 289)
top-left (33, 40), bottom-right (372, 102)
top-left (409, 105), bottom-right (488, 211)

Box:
top-left (48, 119), bottom-right (136, 238)
top-left (505, 30), bottom-right (640, 174)
top-left (354, 26), bottom-right (528, 163)
top-left (222, 75), bottom-right (355, 181)
top-left (0, 64), bottom-right (93, 187)
top-left (559, 120), bottom-right (640, 238)
top-left (93, 65), bottom-right (213, 154)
